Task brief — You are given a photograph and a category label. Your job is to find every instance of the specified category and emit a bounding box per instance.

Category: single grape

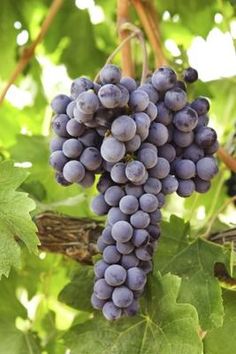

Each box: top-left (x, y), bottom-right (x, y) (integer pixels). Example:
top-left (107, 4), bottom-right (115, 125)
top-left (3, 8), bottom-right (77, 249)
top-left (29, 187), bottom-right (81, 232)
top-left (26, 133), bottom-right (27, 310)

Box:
top-left (124, 299), bottom-right (139, 316)
top-left (119, 195), bottom-right (139, 215)
top-left (133, 170), bottom-right (148, 186)
top-left (76, 90), bottom-right (99, 114)
top-left (130, 210), bottom-right (150, 228)
top-left (98, 84), bottom-right (122, 108)
top-left (191, 97), bottom-right (210, 115)
top-left (112, 286), bottom-right (134, 308)
top-left (161, 175), bottom-right (179, 194)
top-left (80, 147), bottom-right (102, 171)
top-left (158, 144), bottom-right (176, 162)
top-left (50, 151), bottom-right (68, 172)
top-left (101, 137), bottom-right (125, 163)
top-left (116, 241), bottom-right (134, 255)
top-left (138, 83), bottom-right (159, 103)
top-left (151, 67), bottom-right (177, 91)
top-left (66, 101), bottom-right (76, 118)
top-left (194, 177), bottom-right (211, 193)
top-left (104, 186), bottom-right (124, 207)
top-left (139, 260), bottom-right (153, 274)
top-left (121, 254), bottom-right (139, 269)
top-left (50, 137), bottom-right (66, 152)
top-left (174, 159), bottom-right (196, 179)
top-left (133, 112), bottom-right (150, 141)
top-left (102, 301), bottom-right (122, 320)
top-left (107, 207), bottom-right (128, 225)
top-left (139, 194), bottom-right (159, 213)
top-left (157, 192), bottom-right (165, 207)
top-left (129, 89), bottom-right (149, 112)
top-left (111, 115), bottom-right (136, 142)
top-left (173, 129), bottom-right (194, 147)
top-left (139, 142), bottom-right (158, 153)
top-left (126, 267), bottom-right (147, 291)
top-left (125, 161), bottom-right (146, 183)
top-left (79, 171), bottom-right (95, 188)
top-left (100, 64), bottom-right (121, 84)
top-left (94, 260), bottom-right (109, 278)
top-left (62, 139), bottom-right (83, 158)
top-left (173, 107), bottom-right (198, 132)
top-left (156, 102), bottom-right (173, 125)
top-left (177, 179), bottom-right (195, 197)
top-left (205, 140), bottom-right (219, 155)
top-left (164, 87), bottom-right (187, 111)
top-left (94, 278), bottom-right (113, 300)
top-left (71, 77), bottom-right (94, 99)
top-left (125, 183), bottom-right (143, 198)
top-left (196, 157), bottom-right (218, 181)
top-left (92, 194), bottom-right (110, 215)
top-left (125, 135), bottom-right (141, 153)
top-left (97, 174), bottom-right (113, 193)
top-left (145, 102), bottom-right (158, 121)
top-left (55, 172), bottom-right (72, 186)
top-left (148, 122), bottom-right (169, 147)
top-left (149, 158), bottom-right (170, 179)
top-left (52, 114), bottom-right (70, 137)
top-left (120, 77), bottom-right (137, 92)
top-left (147, 224), bottom-right (160, 240)
top-left (195, 127), bottom-right (217, 148)
top-left (91, 293), bottom-right (106, 310)
top-left (102, 226), bottom-right (114, 245)
top-left (135, 246), bottom-right (152, 261)
top-left (144, 178), bottom-right (162, 195)
top-left (132, 229), bottom-right (149, 247)
top-left (103, 245), bottom-right (121, 264)
top-left (183, 144), bottom-right (204, 162)
top-left (184, 67), bottom-right (198, 83)
top-left (51, 94), bottom-right (71, 114)
top-left (149, 209), bottom-right (162, 224)
top-left (66, 119), bottom-right (85, 137)
top-left (110, 162), bottom-right (128, 184)
top-left (137, 148), bottom-right (158, 169)
top-left (104, 264), bottom-right (127, 286)
top-left (97, 236), bottom-right (107, 252)
top-left (117, 84), bottom-right (129, 107)
top-left (111, 220), bottom-right (133, 242)
top-left (197, 114), bottom-right (209, 128)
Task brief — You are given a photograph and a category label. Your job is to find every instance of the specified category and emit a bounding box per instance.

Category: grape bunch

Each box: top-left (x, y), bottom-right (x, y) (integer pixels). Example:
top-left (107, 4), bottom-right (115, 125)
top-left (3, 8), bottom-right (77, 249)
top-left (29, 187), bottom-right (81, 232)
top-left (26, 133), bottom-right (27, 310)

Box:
top-left (49, 64), bottom-right (218, 320)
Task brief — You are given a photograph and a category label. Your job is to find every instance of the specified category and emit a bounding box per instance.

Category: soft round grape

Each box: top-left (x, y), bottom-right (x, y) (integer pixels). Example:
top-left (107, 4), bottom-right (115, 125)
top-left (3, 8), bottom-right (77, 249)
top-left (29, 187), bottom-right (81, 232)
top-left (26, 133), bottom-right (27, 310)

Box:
top-left (107, 207), bottom-right (128, 225)
top-left (91, 293), bottom-right (106, 310)
top-left (112, 286), bottom-right (134, 308)
top-left (94, 279), bottom-right (113, 300)
top-left (139, 83), bottom-right (159, 103)
top-left (184, 67), bottom-right (198, 83)
top-left (100, 64), bottom-right (121, 84)
top-left (104, 186), bottom-right (125, 206)
top-left (137, 148), bottom-right (158, 169)
top-left (173, 107), bottom-right (198, 132)
top-left (144, 178), bottom-right (162, 195)
top-left (117, 84), bottom-right (130, 107)
top-left (125, 161), bottom-right (146, 183)
top-left (98, 84), bottom-right (122, 108)
top-left (92, 194), bottom-right (109, 215)
top-left (195, 127), bottom-right (217, 148)
top-left (156, 102), bottom-right (172, 125)
top-left (148, 122), bottom-right (169, 147)
top-left (135, 246), bottom-right (152, 261)
top-left (183, 144), bottom-right (204, 162)
top-left (76, 90), bottom-right (99, 114)
top-left (152, 67), bottom-right (177, 91)
top-left (194, 177), bottom-right (211, 193)
top-left (158, 144), bottom-right (176, 162)
top-left (102, 301), bottom-right (122, 320)
top-left (50, 151), bottom-right (68, 172)
top-left (130, 210), bottom-right (150, 229)
top-left (119, 195), bottom-right (139, 215)
top-left (51, 94), bottom-right (71, 114)
top-left (116, 241), bottom-right (134, 255)
top-left (80, 147), bottom-right (102, 171)
top-left (103, 245), bottom-right (121, 264)
top-left (71, 77), bottom-right (94, 99)
top-left (50, 137), bottom-right (66, 152)
top-left (145, 102), bottom-right (158, 121)
top-left (111, 221), bottom-right (133, 242)
top-left (110, 162), bottom-right (128, 184)
top-left (124, 300), bottom-right (139, 316)
top-left (173, 129), bottom-right (194, 147)
top-left (66, 119), bottom-right (85, 137)
top-left (94, 260), bottom-right (109, 278)
top-left (126, 267), bottom-right (147, 291)
top-left (164, 88), bottom-right (187, 111)
top-left (196, 157), bottom-right (218, 181)
top-left (125, 135), bottom-right (141, 153)
top-left (191, 97), bottom-right (210, 115)
top-left (133, 112), bottom-right (150, 141)
top-left (121, 254), bottom-right (139, 269)
top-left (104, 264), bottom-right (127, 286)
top-left (139, 193), bottom-right (159, 213)
top-left (177, 179), bottom-right (195, 197)
top-left (120, 77), bottom-right (137, 92)
top-left (125, 184), bottom-right (143, 198)
top-left (62, 139), bottom-right (83, 158)
top-left (174, 159), bottom-right (196, 179)
top-left (111, 115), bottom-right (136, 142)
top-left (52, 114), bottom-right (70, 137)
top-left (102, 227), bottom-right (114, 245)
top-left (129, 89), bottom-right (149, 111)
top-left (101, 137), bottom-right (125, 163)
top-left (132, 229), bottom-right (149, 247)
top-left (161, 175), bottom-right (179, 194)
top-left (149, 158), bottom-right (170, 179)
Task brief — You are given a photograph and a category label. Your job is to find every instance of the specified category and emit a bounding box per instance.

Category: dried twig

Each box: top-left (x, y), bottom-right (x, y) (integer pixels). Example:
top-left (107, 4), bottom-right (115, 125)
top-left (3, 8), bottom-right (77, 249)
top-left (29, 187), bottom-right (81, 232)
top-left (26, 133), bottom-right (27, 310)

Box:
top-left (0, 0), bottom-right (63, 105)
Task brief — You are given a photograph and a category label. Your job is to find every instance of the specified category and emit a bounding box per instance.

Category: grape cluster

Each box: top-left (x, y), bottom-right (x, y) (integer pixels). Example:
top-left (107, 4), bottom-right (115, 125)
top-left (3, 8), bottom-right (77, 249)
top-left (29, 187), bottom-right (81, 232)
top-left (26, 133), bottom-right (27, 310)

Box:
top-left (49, 64), bottom-right (218, 320)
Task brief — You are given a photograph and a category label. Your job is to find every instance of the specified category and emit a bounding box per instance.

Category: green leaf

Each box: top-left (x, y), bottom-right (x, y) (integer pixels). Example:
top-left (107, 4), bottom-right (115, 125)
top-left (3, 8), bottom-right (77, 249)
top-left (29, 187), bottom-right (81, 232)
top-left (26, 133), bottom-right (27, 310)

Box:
top-left (0, 160), bottom-right (39, 278)
top-left (204, 290), bottom-right (236, 354)
top-left (59, 265), bottom-right (94, 312)
top-left (154, 215), bottom-right (232, 330)
top-left (64, 272), bottom-right (202, 354)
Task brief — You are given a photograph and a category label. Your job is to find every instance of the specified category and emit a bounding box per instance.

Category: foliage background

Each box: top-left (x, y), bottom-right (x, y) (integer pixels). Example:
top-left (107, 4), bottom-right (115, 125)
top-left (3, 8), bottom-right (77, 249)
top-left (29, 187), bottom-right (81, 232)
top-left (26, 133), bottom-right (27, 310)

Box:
top-left (0, 0), bottom-right (235, 353)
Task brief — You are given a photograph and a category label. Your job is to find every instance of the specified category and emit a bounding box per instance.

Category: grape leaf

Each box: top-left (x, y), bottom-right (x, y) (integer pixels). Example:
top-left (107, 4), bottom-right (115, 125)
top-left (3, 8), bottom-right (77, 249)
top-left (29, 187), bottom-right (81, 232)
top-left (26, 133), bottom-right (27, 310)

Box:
top-left (204, 290), bottom-right (236, 354)
top-left (0, 160), bottom-right (39, 278)
top-left (64, 272), bottom-right (202, 354)
top-left (154, 215), bottom-right (232, 330)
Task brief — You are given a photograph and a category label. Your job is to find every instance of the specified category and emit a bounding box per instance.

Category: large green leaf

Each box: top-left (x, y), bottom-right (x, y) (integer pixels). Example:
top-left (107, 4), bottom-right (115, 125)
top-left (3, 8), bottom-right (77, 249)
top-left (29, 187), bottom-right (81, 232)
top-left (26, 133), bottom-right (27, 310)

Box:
top-left (154, 215), bottom-right (232, 331)
top-left (204, 290), bottom-right (236, 354)
top-left (0, 160), bottom-right (39, 278)
top-left (64, 272), bottom-right (202, 354)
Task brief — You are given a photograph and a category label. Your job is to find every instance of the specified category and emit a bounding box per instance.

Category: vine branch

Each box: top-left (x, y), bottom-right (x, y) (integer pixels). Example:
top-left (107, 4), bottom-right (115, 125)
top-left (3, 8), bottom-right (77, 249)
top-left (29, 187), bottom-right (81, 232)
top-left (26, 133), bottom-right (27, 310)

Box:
top-left (131, 0), bottom-right (167, 67)
top-left (0, 0), bottom-right (63, 106)
top-left (117, 0), bottom-right (134, 77)
top-left (217, 147), bottom-right (236, 173)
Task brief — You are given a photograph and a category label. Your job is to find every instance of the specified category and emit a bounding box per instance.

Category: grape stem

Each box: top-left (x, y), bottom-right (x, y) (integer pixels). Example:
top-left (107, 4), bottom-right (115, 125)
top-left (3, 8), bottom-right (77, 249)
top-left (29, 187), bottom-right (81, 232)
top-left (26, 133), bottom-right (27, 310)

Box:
top-left (0, 0), bottom-right (63, 106)
top-left (117, 0), bottom-right (134, 77)
top-left (95, 23), bottom-right (148, 85)
top-left (217, 147), bottom-right (236, 173)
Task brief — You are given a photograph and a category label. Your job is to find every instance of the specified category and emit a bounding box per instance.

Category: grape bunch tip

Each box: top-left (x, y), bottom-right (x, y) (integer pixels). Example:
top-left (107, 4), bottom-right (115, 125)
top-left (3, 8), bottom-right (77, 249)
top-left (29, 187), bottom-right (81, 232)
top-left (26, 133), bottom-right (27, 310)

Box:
top-left (49, 63), bottom-right (218, 320)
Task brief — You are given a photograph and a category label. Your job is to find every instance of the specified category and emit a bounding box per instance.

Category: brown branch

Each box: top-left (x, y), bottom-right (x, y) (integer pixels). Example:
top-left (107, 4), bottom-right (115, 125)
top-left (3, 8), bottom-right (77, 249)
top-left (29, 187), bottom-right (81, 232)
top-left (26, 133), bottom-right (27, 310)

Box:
top-left (217, 147), bottom-right (236, 173)
top-left (0, 0), bottom-right (63, 106)
top-left (132, 0), bottom-right (167, 67)
top-left (117, 0), bottom-right (134, 77)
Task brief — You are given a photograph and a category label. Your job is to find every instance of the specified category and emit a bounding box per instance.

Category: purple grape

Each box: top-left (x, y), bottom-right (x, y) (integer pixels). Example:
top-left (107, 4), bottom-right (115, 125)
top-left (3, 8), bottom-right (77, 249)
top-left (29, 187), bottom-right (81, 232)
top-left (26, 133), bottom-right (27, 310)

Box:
top-left (94, 260), bottom-right (109, 278)
top-left (80, 147), bottom-right (102, 171)
top-left (191, 97), bottom-right (210, 115)
top-left (98, 84), bottom-right (122, 108)
top-left (50, 151), bottom-right (68, 172)
top-left (103, 245), bottom-right (121, 264)
top-left (91, 293), bottom-right (106, 310)
top-left (52, 114), bottom-right (70, 137)
top-left (102, 301), bottom-right (122, 320)
top-left (111, 115), bottom-right (136, 142)
top-left (125, 184), bottom-right (143, 198)
top-left (51, 94), bottom-right (71, 114)
top-left (148, 122), bottom-right (169, 147)
top-left (66, 119), bottom-right (85, 137)
top-left (158, 144), bottom-right (176, 162)
top-left (94, 279), bottom-right (113, 300)
top-left (92, 194), bottom-right (110, 215)
top-left (177, 179), bottom-right (195, 197)
top-left (111, 221), bottom-right (133, 242)
top-left (119, 195), bottom-right (139, 215)
top-left (173, 107), bottom-right (198, 132)
top-left (152, 67), bottom-right (177, 91)
top-left (144, 178), bottom-right (162, 195)
top-left (196, 157), bottom-right (218, 181)
top-left (145, 102), bottom-right (158, 121)
top-left (120, 77), bottom-right (137, 92)
top-left (110, 162), bottom-right (128, 184)
top-left (101, 137), bottom-right (125, 163)
top-left (174, 159), bottom-right (196, 179)
top-left (184, 67), bottom-right (198, 83)
top-left (129, 90), bottom-right (149, 112)
top-left (149, 158), bottom-right (170, 179)
top-left (125, 135), bottom-right (141, 153)
top-left (156, 102), bottom-right (172, 125)
top-left (100, 64), bottom-right (121, 84)
top-left (112, 286), bottom-right (134, 308)
top-left (50, 137), bottom-right (66, 152)
top-left (130, 211), bottom-right (150, 228)
top-left (104, 264), bottom-right (127, 286)
top-left (126, 267), bottom-right (147, 291)
top-left (107, 207), bottom-right (128, 225)
top-left (71, 77), bottom-right (94, 99)
top-left (132, 229), bottom-right (149, 247)
top-left (62, 139), bottom-right (83, 158)
top-left (164, 88), bottom-right (187, 111)
top-left (125, 161), bottom-right (146, 183)
top-left (137, 148), bottom-right (158, 169)
top-left (104, 186), bottom-right (125, 207)
top-left (194, 177), bottom-right (211, 193)
top-left (116, 241), bottom-right (134, 255)
top-left (121, 254), bottom-right (139, 269)
top-left (195, 127), bottom-right (217, 148)
top-left (161, 175), bottom-right (179, 194)
top-left (139, 83), bottom-right (159, 103)
top-left (139, 194), bottom-right (159, 213)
